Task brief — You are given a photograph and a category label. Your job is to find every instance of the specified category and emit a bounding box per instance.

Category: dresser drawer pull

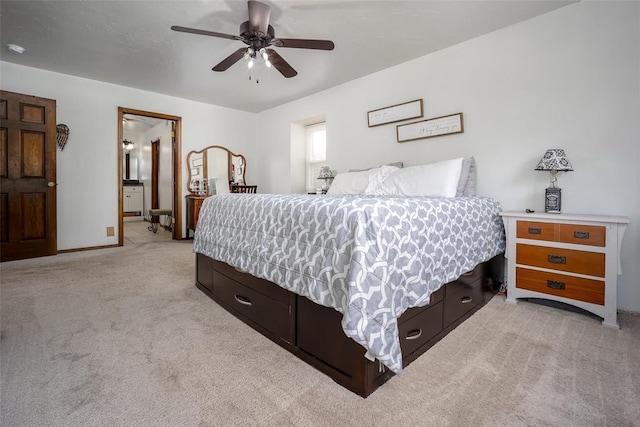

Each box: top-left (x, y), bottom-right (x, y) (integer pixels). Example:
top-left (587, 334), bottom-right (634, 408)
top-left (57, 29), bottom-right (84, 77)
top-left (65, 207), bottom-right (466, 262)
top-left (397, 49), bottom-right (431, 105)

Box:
top-left (461, 296), bottom-right (473, 304)
top-left (406, 329), bottom-right (422, 340)
top-left (234, 266), bottom-right (250, 274)
top-left (527, 227), bottom-right (542, 235)
top-left (461, 271), bottom-right (474, 277)
top-left (547, 280), bottom-right (566, 290)
top-left (574, 231), bottom-right (590, 239)
top-left (548, 254), bottom-right (567, 264)
top-left (234, 294), bottom-right (253, 306)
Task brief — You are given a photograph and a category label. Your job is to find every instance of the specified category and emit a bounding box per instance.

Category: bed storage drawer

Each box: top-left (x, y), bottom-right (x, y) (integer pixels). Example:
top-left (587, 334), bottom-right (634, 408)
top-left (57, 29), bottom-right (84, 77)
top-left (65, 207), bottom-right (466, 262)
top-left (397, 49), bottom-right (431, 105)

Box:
top-left (453, 263), bottom-right (485, 287)
top-left (213, 270), bottom-right (292, 342)
top-left (399, 301), bottom-right (443, 359)
top-left (399, 287), bottom-right (444, 324)
top-left (296, 295), bottom-right (365, 377)
top-left (444, 278), bottom-right (483, 327)
top-left (196, 253), bottom-right (214, 293)
top-left (212, 259), bottom-right (290, 304)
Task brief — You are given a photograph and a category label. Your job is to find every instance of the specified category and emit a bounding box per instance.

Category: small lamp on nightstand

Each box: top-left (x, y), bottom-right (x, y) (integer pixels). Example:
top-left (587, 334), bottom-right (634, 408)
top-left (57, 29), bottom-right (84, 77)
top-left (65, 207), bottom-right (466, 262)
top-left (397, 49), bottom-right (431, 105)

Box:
top-left (535, 149), bottom-right (573, 213)
top-left (317, 166), bottom-right (335, 194)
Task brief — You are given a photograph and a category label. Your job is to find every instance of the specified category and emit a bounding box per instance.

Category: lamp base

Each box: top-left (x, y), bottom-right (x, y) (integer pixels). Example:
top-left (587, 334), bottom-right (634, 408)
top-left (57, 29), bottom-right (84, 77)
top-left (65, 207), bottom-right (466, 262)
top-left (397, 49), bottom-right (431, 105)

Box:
top-left (545, 187), bottom-right (562, 213)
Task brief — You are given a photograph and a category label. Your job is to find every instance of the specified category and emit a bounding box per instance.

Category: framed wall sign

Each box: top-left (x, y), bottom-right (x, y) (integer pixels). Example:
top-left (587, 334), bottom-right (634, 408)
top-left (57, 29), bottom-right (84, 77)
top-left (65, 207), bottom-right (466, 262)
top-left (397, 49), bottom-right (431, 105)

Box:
top-left (396, 112), bottom-right (464, 143)
top-left (367, 99), bottom-right (423, 127)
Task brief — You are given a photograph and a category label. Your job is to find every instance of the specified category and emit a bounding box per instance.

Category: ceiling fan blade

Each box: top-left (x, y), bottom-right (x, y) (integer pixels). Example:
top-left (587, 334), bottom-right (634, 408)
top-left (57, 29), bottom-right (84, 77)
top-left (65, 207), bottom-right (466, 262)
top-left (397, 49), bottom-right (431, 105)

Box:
top-left (271, 38), bottom-right (335, 50)
top-left (248, 0), bottom-right (271, 36)
top-left (171, 25), bottom-right (242, 41)
top-left (212, 48), bottom-right (247, 72)
top-left (266, 49), bottom-right (297, 78)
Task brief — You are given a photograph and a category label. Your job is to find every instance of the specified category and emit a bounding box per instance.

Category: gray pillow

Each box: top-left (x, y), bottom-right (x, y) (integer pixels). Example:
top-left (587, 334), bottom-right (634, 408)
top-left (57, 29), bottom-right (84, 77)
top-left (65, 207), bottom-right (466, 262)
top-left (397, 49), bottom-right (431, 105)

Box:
top-left (456, 157), bottom-right (477, 197)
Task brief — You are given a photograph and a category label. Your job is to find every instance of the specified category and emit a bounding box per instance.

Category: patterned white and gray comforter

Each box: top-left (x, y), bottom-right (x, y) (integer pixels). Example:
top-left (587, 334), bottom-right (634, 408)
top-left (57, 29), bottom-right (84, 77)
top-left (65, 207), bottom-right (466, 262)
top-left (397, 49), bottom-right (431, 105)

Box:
top-left (193, 194), bottom-right (505, 373)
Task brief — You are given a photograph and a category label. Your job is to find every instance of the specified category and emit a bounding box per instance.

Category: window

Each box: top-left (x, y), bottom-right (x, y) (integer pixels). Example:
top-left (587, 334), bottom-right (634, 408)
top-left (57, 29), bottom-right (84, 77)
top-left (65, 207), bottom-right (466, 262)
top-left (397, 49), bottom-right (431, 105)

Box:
top-left (306, 123), bottom-right (326, 192)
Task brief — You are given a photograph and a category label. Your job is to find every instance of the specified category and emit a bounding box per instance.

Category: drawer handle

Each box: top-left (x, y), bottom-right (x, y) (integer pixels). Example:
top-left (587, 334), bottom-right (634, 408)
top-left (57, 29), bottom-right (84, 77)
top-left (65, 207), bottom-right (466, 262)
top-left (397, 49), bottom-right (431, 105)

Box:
top-left (547, 280), bottom-right (566, 290)
top-left (234, 294), bottom-right (252, 306)
top-left (406, 329), bottom-right (422, 340)
top-left (461, 270), bottom-right (474, 277)
top-left (234, 266), bottom-right (250, 274)
top-left (461, 296), bottom-right (473, 304)
top-left (574, 231), bottom-right (590, 239)
top-left (528, 227), bottom-right (542, 235)
top-left (548, 254), bottom-right (566, 264)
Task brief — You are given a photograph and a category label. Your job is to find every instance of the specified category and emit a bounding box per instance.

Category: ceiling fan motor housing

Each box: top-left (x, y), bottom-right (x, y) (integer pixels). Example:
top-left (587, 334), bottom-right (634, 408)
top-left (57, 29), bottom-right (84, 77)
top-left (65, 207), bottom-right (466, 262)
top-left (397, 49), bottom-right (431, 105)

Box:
top-left (239, 21), bottom-right (275, 49)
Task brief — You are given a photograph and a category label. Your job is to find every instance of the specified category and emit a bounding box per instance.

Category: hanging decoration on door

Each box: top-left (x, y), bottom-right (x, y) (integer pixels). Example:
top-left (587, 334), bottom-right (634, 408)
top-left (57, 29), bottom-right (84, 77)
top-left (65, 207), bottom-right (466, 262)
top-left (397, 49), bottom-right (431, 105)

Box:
top-left (56, 124), bottom-right (69, 150)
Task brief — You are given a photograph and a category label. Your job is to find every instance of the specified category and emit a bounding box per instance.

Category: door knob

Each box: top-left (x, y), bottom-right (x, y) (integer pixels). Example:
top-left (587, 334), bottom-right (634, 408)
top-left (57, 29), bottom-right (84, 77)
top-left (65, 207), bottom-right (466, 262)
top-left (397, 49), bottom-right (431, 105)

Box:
top-left (47, 182), bottom-right (56, 187)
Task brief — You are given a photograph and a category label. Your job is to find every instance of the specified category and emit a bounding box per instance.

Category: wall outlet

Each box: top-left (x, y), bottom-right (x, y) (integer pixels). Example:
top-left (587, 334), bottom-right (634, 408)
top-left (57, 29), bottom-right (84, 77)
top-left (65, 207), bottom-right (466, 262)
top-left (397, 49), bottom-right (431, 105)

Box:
top-left (106, 226), bottom-right (115, 237)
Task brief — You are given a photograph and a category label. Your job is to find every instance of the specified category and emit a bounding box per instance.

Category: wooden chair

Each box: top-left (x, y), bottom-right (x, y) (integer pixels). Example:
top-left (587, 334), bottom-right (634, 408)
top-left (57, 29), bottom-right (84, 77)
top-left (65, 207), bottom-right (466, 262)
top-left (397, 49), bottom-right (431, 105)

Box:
top-left (230, 185), bottom-right (257, 194)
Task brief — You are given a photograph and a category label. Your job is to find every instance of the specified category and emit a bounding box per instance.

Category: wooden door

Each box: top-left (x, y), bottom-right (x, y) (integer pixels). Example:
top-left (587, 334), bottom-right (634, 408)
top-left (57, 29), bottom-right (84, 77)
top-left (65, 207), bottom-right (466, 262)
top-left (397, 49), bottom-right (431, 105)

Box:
top-left (0, 90), bottom-right (57, 261)
top-left (151, 139), bottom-right (159, 209)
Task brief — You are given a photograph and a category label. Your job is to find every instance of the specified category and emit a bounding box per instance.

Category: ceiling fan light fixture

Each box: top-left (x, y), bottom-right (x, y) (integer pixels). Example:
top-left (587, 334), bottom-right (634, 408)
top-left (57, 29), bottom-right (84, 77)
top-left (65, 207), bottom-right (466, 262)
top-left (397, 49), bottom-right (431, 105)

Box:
top-left (123, 140), bottom-right (135, 151)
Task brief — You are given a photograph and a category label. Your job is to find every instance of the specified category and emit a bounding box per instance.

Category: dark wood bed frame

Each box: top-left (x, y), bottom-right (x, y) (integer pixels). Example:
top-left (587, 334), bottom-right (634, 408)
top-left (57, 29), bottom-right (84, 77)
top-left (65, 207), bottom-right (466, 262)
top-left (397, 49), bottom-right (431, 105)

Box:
top-left (195, 253), bottom-right (493, 397)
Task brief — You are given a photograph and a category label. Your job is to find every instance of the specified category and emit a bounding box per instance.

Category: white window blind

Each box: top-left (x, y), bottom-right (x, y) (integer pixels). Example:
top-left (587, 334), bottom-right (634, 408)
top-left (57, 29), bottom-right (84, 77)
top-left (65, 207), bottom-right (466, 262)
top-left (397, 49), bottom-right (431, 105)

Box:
top-left (306, 123), bottom-right (326, 192)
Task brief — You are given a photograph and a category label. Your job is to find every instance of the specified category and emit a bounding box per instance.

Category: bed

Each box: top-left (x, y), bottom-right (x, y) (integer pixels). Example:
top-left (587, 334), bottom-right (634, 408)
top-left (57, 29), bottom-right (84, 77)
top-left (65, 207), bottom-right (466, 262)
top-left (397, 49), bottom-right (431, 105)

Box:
top-left (192, 157), bottom-right (506, 397)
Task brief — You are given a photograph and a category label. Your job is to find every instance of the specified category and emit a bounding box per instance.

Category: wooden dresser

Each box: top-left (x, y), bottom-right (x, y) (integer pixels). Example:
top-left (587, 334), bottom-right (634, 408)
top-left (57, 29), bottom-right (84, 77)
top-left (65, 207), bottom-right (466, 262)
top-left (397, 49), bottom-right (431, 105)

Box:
top-left (185, 195), bottom-right (209, 238)
top-left (501, 211), bottom-right (629, 328)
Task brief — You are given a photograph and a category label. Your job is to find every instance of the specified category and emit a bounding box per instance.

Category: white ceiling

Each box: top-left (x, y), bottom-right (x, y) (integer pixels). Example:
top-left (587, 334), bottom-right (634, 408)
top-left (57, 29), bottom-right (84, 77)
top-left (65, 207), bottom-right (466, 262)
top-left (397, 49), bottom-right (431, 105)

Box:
top-left (0, 1), bottom-right (574, 113)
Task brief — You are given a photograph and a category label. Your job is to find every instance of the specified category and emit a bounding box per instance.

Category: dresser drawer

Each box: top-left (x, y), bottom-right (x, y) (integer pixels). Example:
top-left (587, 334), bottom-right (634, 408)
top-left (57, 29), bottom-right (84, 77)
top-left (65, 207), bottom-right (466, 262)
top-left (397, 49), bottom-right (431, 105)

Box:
top-left (212, 259), bottom-right (290, 304)
top-left (557, 224), bottom-right (605, 247)
top-left (516, 244), bottom-right (605, 277)
top-left (444, 279), bottom-right (483, 327)
top-left (517, 221), bottom-right (556, 241)
top-left (516, 268), bottom-right (604, 305)
top-left (123, 185), bottom-right (143, 193)
top-left (399, 301), bottom-right (443, 360)
top-left (213, 270), bottom-right (292, 341)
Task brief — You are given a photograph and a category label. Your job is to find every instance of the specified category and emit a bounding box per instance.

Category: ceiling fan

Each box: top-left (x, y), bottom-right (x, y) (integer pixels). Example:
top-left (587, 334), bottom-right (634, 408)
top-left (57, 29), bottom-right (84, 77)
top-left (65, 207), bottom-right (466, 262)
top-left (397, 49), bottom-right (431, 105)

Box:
top-left (171, 0), bottom-right (335, 78)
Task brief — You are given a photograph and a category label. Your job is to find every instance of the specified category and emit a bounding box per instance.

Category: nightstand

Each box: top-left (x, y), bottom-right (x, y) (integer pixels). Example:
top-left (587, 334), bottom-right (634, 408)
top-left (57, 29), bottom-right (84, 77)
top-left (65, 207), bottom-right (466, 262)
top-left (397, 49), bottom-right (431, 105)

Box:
top-left (500, 211), bottom-right (629, 328)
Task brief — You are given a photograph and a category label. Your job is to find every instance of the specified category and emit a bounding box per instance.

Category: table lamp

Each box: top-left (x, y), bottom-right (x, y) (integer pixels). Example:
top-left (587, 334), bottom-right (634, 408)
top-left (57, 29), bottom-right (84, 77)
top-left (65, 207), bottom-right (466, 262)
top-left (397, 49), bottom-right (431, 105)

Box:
top-left (317, 166), bottom-right (335, 194)
top-left (535, 149), bottom-right (573, 213)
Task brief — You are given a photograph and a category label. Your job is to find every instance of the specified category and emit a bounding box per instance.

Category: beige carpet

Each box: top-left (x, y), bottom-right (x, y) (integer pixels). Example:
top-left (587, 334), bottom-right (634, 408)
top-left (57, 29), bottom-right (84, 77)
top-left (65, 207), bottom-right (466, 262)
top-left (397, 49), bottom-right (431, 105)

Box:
top-left (1, 241), bottom-right (639, 426)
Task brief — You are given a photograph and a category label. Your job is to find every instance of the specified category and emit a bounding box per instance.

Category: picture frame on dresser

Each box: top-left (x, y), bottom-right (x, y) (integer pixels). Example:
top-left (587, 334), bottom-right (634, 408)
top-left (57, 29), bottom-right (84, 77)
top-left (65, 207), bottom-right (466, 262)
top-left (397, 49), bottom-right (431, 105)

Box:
top-left (500, 211), bottom-right (629, 329)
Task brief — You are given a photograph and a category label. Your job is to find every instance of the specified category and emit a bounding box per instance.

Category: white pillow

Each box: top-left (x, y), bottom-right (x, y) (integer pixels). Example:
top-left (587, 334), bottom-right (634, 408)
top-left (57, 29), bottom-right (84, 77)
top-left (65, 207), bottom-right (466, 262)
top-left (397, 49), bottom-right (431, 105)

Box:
top-left (327, 166), bottom-right (399, 195)
top-left (215, 178), bottom-right (230, 194)
top-left (367, 157), bottom-right (464, 198)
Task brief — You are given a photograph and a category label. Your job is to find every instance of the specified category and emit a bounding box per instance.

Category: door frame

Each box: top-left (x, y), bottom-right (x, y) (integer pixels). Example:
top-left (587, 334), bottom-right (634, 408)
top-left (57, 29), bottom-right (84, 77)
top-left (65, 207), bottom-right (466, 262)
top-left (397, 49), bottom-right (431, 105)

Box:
top-left (117, 107), bottom-right (182, 245)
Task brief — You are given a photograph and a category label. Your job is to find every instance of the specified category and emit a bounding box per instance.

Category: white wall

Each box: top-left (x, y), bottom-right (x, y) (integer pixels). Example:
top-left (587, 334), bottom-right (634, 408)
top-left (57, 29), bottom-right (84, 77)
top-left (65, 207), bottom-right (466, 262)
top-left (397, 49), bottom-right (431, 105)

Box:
top-left (0, 62), bottom-right (256, 248)
top-left (255, 2), bottom-right (640, 311)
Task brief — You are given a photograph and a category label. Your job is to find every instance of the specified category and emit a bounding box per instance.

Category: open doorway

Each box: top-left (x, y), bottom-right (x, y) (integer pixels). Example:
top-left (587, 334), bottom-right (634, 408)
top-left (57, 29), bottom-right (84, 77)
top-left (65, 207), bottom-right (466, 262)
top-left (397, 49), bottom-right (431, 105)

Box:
top-left (117, 107), bottom-right (183, 246)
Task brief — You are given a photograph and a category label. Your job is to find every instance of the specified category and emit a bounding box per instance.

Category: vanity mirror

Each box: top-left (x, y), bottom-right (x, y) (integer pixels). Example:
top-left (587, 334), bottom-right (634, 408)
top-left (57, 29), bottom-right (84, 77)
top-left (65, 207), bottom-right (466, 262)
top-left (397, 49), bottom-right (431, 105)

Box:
top-left (187, 145), bottom-right (247, 195)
